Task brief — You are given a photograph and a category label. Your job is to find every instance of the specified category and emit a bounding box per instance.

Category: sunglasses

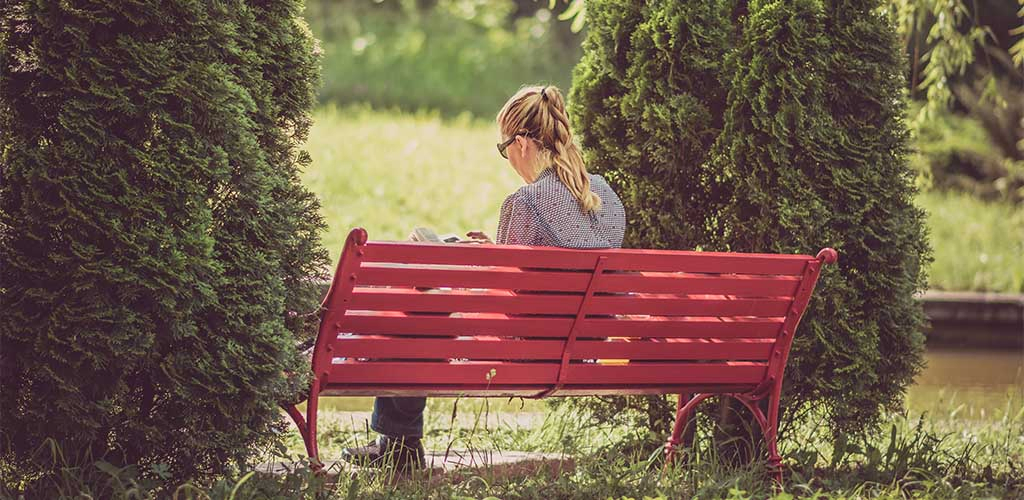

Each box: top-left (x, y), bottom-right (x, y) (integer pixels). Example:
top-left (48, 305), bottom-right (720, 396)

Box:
top-left (496, 131), bottom-right (534, 159)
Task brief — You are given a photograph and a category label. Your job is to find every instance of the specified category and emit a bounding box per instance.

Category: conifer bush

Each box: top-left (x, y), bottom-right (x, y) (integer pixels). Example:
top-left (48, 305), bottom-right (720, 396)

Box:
top-left (0, 0), bottom-right (328, 482)
top-left (570, 0), bottom-right (930, 439)
top-left (565, 0), bottom-right (738, 434)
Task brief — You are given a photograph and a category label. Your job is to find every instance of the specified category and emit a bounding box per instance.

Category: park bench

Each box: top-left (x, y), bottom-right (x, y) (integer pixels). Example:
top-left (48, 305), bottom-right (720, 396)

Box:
top-left (284, 227), bottom-right (837, 480)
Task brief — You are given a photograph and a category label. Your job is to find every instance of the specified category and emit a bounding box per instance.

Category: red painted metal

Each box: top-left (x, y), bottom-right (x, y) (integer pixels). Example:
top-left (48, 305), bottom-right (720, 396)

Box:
top-left (326, 361), bottom-right (767, 386)
top-left (349, 287), bottom-right (791, 317)
top-left (332, 337), bottom-right (774, 360)
top-left (318, 384), bottom-right (759, 397)
top-left (362, 241), bottom-right (811, 274)
top-left (288, 227), bottom-right (837, 483)
top-left (357, 265), bottom-right (802, 296)
top-left (537, 256), bottom-right (607, 397)
top-left (338, 313), bottom-right (784, 339)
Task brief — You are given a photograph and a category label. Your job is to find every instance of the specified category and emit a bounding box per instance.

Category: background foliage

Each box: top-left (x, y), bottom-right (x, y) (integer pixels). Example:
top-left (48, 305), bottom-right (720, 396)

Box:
top-left (305, 0), bottom-right (583, 117)
top-left (0, 0), bottom-right (328, 484)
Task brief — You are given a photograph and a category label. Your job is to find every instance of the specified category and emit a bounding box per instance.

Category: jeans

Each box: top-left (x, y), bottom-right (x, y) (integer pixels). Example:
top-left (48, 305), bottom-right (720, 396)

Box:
top-left (371, 396), bottom-right (426, 438)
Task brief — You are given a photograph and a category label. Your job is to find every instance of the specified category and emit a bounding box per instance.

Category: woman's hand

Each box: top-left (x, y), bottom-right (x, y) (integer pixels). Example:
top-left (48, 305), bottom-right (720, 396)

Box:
top-left (463, 230), bottom-right (493, 244)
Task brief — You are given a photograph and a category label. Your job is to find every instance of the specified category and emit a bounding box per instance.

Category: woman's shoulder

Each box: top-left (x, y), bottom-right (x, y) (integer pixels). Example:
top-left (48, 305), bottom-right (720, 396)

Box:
top-left (501, 187), bottom-right (539, 213)
top-left (587, 172), bottom-right (612, 188)
top-left (588, 173), bottom-right (620, 198)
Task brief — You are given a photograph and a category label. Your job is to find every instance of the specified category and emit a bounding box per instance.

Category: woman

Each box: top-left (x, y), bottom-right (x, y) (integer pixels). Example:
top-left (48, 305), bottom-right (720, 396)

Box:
top-left (343, 85), bottom-right (626, 470)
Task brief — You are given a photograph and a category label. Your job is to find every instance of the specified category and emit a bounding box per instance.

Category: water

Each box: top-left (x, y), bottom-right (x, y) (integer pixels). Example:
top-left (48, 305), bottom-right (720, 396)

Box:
top-left (308, 348), bottom-right (1024, 415)
top-left (907, 346), bottom-right (1023, 415)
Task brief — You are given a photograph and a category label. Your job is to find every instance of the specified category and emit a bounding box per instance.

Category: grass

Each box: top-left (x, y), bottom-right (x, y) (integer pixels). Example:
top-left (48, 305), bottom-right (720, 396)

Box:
top-left (303, 105), bottom-right (522, 258)
top-left (14, 392), bottom-right (1017, 498)
top-left (916, 190), bottom-right (1024, 292)
top-left (304, 106), bottom-right (1024, 293)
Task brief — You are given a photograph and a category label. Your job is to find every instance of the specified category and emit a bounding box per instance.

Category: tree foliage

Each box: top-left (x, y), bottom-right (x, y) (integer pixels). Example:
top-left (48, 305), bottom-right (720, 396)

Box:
top-left (891, 0), bottom-right (1024, 202)
top-left (570, 0), bottom-right (930, 441)
top-left (0, 0), bottom-right (328, 482)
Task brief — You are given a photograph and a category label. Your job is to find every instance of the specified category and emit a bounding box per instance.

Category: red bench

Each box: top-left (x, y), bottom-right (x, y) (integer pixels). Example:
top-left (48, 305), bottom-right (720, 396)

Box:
top-left (285, 228), bottom-right (836, 479)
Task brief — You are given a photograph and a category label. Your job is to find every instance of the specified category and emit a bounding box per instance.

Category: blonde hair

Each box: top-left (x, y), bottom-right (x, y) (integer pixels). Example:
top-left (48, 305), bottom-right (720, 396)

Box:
top-left (496, 85), bottom-right (601, 213)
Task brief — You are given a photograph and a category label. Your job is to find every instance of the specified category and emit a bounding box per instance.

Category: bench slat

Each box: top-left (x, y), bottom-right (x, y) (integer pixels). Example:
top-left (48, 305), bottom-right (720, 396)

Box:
top-left (356, 266), bottom-right (802, 297)
top-left (332, 337), bottom-right (773, 361)
top-left (362, 242), bottom-right (811, 275)
top-left (327, 361), bottom-right (767, 386)
top-left (349, 288), bottom-right (792, 317)
top-left (338, 313), bottom-right (783, 339)
top-left (318, 385), bottom-right (759, 397)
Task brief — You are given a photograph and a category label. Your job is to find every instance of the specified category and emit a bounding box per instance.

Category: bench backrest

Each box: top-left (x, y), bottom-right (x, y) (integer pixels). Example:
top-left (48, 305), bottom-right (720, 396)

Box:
top-left (312, 228), bottom-right (836, 397)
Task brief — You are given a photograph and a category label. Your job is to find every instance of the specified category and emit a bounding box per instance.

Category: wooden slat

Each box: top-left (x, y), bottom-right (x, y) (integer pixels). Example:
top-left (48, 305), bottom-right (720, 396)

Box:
top-left (350, 288), bottom-right (580, 314)
top-left (564, 362), bottom-right (767, 385)
top-left (586, 295), bottom-right (792, 317)
top-left (598, 273), bottom-right (801, 297)
top-left (357, 266), bottom-right (592, 292)
top-left (327, 361), bottom-right (767, 386)
top-left (580, 317), bottom-right (784, 338)
top-left (338, 313), bottom-right (784, 339)
top-left (362, 242), bottom-right (811, 275)
top-left (349, 288), bottom-right (791, 317)
top-left (339, 312), bottom-right (574, 337)
top-left (331, 337), bottom-right (774, 361)
top-left (329, 361), bottom-right (558, 385)
top-left (356, 266), bottom-right (801, 297)
top-left (319, 384), bottom-right (759, 397)
top-left (572, 339), bottom-right (773, 360)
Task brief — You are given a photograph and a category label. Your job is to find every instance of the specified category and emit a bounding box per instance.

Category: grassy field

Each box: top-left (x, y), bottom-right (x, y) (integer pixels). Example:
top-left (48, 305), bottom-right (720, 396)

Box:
top-left (304, 106), bottom-right (1024, 293)
top-left (916, 191), bottom-right (1024, 292)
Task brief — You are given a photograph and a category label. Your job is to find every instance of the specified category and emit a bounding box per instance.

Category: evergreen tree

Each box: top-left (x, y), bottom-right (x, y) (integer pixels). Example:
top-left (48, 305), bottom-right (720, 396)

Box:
top-left (568, 0), bottom-right (930, 441)
top-left (717, 0), bottom-right (929, 435)
top-left (566, 0), bottom-right (736, 434)
top-left (570, 0), bottom-right (735, 251)
top-left (0, 0), bottom-right (327, 481)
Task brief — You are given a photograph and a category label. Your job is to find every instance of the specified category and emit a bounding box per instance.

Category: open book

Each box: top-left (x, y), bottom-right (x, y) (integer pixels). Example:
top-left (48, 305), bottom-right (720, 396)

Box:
top-left (410, 226), bottom-right (463, 243)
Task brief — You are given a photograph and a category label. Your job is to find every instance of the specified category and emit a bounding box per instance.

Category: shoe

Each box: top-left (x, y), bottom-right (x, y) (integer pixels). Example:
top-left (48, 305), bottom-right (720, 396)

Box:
top-left (342, 435), bottom-right (425, 470)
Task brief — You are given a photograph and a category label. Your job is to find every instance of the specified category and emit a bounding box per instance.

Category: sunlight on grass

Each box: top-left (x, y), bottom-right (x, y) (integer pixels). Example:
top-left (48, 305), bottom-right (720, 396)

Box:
top-left (304, 105), bottom-right (522, 262)
top-left (916, 190), bottom-right (1024, 292)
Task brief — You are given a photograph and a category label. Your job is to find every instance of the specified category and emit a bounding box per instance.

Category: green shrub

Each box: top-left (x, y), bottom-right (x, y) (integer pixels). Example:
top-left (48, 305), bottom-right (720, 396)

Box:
top-left (0, 0), bottom-right (328, 486)
top-left (569, 0), bottom-right (930, 441)
top-left (564, 0), bottom-right (737, 436)
top-left (720, 0), bottom-right (930, 436)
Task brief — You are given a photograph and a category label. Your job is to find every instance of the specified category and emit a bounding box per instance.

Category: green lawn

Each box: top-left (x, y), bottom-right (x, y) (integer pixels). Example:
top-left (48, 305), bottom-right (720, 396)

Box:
top-left (916, 191), bottom-right (1024, 292)
top-left (304, 106), bottom-right (1024, 293)
top-left (303, 105), bottom-right (521, 257)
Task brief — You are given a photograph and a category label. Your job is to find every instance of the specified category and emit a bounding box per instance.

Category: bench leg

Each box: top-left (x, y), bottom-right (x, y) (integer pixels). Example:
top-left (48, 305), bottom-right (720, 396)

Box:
top-left (664, 393), bottom-right (710, 468)
top-left (734, 392), bottom-right (783, 484)
top-left (283, 403), bottom-right (313, 457)
top-left (305, 377), bottom-right (322, 466)
top-left (765, 385), bottom-right (783, 484)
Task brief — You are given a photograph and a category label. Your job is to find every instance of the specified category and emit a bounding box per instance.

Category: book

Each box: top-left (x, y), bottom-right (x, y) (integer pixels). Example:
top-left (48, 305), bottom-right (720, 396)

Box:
top-left (411, 227), bottom-right (463, 243)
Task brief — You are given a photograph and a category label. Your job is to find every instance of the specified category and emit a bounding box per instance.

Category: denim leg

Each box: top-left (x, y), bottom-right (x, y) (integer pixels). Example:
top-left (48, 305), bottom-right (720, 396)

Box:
top-left (371, 396), bottom-right (426, 438)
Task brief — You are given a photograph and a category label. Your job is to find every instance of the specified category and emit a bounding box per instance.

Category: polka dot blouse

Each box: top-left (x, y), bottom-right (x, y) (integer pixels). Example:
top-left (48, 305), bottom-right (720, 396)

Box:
top-left (496, 168), bottom-right (625, 249)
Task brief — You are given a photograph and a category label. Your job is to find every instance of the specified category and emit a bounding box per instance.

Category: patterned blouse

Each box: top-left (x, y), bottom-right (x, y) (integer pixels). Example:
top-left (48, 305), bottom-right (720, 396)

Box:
top-left (496, 168), bottom-right (626, 249)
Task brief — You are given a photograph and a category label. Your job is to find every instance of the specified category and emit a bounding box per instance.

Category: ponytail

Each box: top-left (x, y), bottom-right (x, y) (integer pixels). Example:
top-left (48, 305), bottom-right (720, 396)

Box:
top-left (497, 85), bottom-right (601, 213)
